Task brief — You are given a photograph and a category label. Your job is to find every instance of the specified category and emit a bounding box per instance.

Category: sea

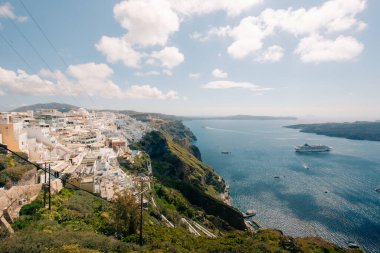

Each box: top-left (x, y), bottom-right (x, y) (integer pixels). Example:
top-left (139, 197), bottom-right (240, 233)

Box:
top-left (183, 120), bottom-right (380, 253)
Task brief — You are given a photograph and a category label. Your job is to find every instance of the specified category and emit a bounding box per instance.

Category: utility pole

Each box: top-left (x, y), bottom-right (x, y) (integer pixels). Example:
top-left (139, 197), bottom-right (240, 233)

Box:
top-left (133, 174), bottom-right (151, 247)
top-left (43, 162), bottom-right (47, 207)
top-left (139, 179), bottom-right (143, 246)
top-left (48, 163), bottom-right (51, 210)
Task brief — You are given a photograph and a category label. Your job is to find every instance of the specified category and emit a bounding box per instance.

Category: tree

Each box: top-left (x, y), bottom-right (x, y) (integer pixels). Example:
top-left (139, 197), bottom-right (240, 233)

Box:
top-left (112, 190), bottom-right (140, 238)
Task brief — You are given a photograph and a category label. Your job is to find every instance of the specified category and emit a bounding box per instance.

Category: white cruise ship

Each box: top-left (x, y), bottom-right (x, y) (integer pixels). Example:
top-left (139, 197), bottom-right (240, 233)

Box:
top-left (295, 143), bottom-right (331, 153)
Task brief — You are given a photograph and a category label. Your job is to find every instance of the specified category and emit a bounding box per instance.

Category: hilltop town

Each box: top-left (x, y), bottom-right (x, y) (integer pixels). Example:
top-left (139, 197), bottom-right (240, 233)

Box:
top-left (0, 107), bottom-right (151, 233)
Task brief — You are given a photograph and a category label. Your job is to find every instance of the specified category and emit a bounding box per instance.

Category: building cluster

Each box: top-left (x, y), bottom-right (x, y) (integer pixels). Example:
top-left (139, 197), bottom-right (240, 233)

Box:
top-left (0, 108), bottom-right (151, 201)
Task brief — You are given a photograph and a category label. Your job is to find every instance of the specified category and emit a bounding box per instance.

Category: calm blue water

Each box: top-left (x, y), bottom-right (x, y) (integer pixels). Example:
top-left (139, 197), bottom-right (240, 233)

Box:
top-left (184, 120), bottom-right (380, 253)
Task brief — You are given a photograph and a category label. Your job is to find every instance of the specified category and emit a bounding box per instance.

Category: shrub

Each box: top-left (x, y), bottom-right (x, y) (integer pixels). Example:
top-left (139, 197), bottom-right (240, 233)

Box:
top-left (19, 199), bottom-right (44, 215)
top-left (112, 190), bottom-right (140, 238)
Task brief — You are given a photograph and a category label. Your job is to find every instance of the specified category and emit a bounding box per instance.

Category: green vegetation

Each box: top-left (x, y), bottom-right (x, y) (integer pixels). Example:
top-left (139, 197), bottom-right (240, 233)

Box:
top-left (1, 188), bottom-right (359, 253)
top-left (150, 119), bottom-right (202, 160)
top-left (152, 119), bottom-right (197, 142)
top-left (0, 153), bottom-right (35, 188)
top-left (286, 121), bottom-right (380, 141)
top-left (134, 130), bottom-right (246, 230)
top-left (1, 189), bottom-right (138, 253)
top-left (118, 151), bottom-right (150, 174)
top-left (113, 190), bottom-right (140, 237)
top-left (143, 226), bottom-right (359, 253)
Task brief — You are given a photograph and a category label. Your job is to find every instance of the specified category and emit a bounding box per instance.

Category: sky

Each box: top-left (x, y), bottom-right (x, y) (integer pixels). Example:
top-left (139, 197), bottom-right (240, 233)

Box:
top-left (0, 0), bottom-right (379, 120)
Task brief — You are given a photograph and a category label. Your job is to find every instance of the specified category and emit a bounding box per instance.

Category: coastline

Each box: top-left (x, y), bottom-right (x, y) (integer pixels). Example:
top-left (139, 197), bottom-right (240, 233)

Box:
top-left (184, 120), bottom-right (378, 252)
top-left (285, 122), bottom-right (380, 142)
top-left (220, 184), bottom-right (232, 206)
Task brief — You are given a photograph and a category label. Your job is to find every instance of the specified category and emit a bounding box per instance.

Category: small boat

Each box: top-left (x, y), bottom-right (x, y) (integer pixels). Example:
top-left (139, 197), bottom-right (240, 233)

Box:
top-left (303, 163), bottom-right (309, 170)
top-left (273, 176), bottom-right (280, 179)
top-left (221, 151), bottom-right (231, 155)
top-left (347, 241), bottom-right (360, 249)
top-left (375, 187), bottom-right (380, 193)
top-left (243, 209), bottom-right (256, 218)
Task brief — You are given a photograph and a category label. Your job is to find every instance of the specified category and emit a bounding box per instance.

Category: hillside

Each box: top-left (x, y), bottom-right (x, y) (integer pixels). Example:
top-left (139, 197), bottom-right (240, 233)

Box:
top-left (13, 103), bottom-right (79, 113)
top-left (286, 121), bottom-right (380, 141)
top-left (0, 189), bottom-right (360, 253)
top-left (133, 130), bottom-right (246, 230)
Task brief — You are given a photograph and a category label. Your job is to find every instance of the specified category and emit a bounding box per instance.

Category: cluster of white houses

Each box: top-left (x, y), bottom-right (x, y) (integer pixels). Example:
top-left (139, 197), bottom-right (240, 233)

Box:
top-left (0, 108), bottom-right (151, 232)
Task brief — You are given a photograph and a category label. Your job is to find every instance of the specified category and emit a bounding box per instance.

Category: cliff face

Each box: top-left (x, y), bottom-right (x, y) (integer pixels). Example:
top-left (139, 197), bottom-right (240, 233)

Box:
top-left (138, 130), bottom-right (246, 230)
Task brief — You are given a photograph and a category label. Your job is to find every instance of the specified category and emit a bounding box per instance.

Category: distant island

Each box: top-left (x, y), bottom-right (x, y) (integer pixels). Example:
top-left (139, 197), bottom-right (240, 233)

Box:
top-left (184, 115), bottom-right (297, 121)
top-left (125, 113), bottom-right (297, 121)
top-left (286, 121), bottom-right (380, 141)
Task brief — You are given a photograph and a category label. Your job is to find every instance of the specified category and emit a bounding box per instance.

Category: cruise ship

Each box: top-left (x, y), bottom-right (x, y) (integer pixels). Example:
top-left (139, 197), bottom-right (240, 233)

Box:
top-left (295, 143), bottom-right (332, 153)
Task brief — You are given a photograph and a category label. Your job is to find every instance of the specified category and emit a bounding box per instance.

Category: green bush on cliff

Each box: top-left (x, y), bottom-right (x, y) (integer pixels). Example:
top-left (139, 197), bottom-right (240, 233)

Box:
top-left (0, 153), bottom-right (35, 187)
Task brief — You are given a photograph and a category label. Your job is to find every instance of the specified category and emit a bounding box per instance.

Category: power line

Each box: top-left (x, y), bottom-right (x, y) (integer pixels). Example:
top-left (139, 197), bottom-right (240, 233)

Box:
top-left (1, 26), bottom-right (79, 107)
top-left (0, 36), bottom-right (33, 109)
top-left (18, 0), bottom-right (69, 69)
top-left (0, 32), bottom-right (35, 73)
top-left (17, 0), bottom-right (86, 108)
top-left (0, 144), bottom-right (106, 202)
top-left (10, 20), bottom-right (54, 71)
top-left (17, 0), bottom-right (98, 108)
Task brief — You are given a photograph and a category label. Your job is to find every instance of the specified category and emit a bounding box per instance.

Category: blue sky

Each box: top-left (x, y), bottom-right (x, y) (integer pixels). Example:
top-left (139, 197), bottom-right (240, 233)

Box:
top-left (0, 0), bottom-right (379, 120)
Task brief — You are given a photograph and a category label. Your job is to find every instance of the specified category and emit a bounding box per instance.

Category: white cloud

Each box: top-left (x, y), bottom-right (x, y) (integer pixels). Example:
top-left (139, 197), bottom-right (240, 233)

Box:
top-left (260, 0), bottom-right (367, 36)
top-left (294, 34), bottom-right (364, 63)
top-left (67, 62), bottom-right (113, 81)
top-left (212, 68), bottom-right (228, 79)
top-left (227, 16), bottom-right (272, 59)
top-left (256, 45), bottom-right (284, 63)
top-left (206, 0), bottom-right (366, 62)
top-left (38, 63), bottom-right (125, 98)
top-left (189, 73), bottom-right (201, 79)
top-left (134, 71), bottom-right (161, 77)
top-left (169, 0), bottom-right (263, 17)
top-left (145, 58), bottom-right (156, 65)
top-left (95, 36), bottom-right (142, 68)
top-left (190, 27), bottom-right (232, 42)
top-left (97, 0), bottom-right (262, 70)
top-left (134, 69), bottom-right (173, 77)
top-left (0, 2), bottom-right (28, 22)
top-left (151, 47), bottom-right (184, 68)
top-left (162, 69), bottom-right (173, 76)
top-left (0, 67), bottom-right (56, 96)
top-left (208, 26), bottom-right (232, 38)
top-left (356, 21), bottom-right (367, 31)
top-left (203, 80), bottom-right (271, 92)
top-left (114, 0), bottom-right (179, 47)
top-left (189, 31), bottom-right (202, 40)
top-left (125, 85), bottom-right (178, 100)
top-left (0, 63), bottom-right (178, 100)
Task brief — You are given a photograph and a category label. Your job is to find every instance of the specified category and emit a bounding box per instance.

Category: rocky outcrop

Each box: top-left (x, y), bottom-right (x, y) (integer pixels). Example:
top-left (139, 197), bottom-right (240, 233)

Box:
top-left (137, 131), bottom-right (246, 230)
